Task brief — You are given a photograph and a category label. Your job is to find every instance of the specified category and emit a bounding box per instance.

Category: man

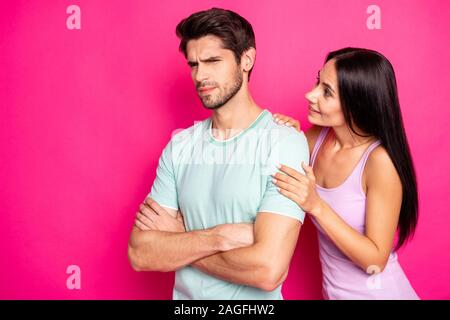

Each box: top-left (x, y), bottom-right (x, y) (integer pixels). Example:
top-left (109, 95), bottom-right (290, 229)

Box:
top-left (128, 8), bottom-right (309, 299)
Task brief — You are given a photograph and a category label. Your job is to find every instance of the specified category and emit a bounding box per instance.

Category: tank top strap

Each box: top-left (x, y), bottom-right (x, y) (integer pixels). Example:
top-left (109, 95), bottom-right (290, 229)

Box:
top-left (356, 140), bottom-right (382, 184)
top-left (311, 127), bottom-right (330, 166)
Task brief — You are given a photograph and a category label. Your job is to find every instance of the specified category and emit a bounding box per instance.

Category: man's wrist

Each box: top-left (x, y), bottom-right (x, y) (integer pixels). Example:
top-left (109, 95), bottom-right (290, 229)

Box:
top-left (195, 227), bottom-right (227, 252)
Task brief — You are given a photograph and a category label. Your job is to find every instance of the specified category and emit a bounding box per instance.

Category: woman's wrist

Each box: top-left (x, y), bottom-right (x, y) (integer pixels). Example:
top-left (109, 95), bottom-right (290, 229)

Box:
top-left (310, 198), bottom-right (327, 219)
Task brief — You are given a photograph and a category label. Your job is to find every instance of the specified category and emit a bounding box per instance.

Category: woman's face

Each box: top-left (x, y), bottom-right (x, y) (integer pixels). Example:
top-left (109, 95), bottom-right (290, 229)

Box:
top-left (305, 59), bottom-right (346, 127)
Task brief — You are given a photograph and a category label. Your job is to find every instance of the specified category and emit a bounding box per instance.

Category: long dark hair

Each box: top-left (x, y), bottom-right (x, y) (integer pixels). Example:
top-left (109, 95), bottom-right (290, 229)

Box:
top-left (326, 47), bottom-right (418, 249)
top-left (175, 8), bottom-right (256, 80)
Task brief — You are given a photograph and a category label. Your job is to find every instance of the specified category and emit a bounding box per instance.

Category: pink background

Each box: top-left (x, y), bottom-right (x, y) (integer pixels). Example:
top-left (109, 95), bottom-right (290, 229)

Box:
top-left (1, 0), bottom-right (449, 299)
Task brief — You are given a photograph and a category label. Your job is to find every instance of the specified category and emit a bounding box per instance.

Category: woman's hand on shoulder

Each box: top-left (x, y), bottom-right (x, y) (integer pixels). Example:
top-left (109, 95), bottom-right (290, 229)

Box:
top-left (273, 113), bottom-right (301, 132)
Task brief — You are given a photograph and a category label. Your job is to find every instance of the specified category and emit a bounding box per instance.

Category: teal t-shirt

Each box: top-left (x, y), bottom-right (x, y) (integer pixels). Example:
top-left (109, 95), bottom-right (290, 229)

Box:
top-left (149, 109), bottom-right (309, 299)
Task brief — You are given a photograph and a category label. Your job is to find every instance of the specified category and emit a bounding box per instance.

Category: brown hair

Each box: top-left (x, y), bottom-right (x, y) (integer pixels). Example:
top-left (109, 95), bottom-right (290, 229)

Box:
top-left (175, 8), bottom-right (256, 80)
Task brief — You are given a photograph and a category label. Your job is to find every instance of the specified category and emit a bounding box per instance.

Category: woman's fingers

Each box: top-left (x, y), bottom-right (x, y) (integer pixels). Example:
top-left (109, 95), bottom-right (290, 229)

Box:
top-left (277, 188), bottom-right (303, 207)
top-left (273, 114), bottom-right (291, 124)
top-left (272, 177), bottom-right (295, 192)
top-left (272, 114), bottom-right (301, 132)
top-left (272, 171), bottom-right (304, 188)
top-left (301, 162), bottom-right (316, 181)
top-left (276, 164), bottom-right (309, 183)
top-left (290, 119), bottom-right (301, 132)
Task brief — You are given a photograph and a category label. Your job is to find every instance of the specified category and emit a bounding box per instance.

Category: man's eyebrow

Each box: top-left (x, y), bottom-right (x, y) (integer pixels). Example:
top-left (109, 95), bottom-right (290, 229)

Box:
top-left (200, 56), bottom-right (222, 61)
top-left (187, 56), bottom-right (222, 66)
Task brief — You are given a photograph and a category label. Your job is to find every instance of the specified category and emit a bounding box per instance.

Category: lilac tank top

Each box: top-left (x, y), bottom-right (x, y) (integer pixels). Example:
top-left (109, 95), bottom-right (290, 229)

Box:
top-left (309, 127), bottom-right (419, 300)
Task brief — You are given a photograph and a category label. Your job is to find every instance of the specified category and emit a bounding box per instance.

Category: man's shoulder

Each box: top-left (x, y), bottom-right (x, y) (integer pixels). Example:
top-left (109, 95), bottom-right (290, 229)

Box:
top-left (264, 121), bottom-right (308, 148)
top-left (261, 109), bottom-right (305, 137)
top-left (274, 129), bottom-right (308, 157)
top-left (250, 109), bottom-right (307, 155)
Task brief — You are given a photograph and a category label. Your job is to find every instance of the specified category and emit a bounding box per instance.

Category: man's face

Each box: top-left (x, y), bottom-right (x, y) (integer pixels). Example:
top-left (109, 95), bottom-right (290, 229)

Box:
top-left (186, 35), bottom-right (243, 109)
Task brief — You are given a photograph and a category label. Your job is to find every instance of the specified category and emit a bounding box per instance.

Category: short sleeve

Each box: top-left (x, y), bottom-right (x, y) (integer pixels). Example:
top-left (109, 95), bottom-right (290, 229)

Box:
top-left (148, 140), bottom-right (179, 210)
top-left (258, 131), bottom-right (309, 223)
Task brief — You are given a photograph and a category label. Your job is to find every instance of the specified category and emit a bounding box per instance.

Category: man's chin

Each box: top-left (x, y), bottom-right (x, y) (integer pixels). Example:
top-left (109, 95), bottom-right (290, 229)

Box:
top-left (200, 98), bottom-right (223, 110)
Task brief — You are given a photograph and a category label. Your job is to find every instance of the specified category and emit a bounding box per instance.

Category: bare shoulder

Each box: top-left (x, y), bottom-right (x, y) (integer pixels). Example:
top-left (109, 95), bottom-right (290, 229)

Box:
top-left (305, 125), bottom-right (323, 154)
top-left (364, 145), bottom-right (402, 190)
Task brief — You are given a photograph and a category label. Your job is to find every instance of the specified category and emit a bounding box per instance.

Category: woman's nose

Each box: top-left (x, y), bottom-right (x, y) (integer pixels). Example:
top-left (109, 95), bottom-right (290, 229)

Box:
top-left (305, 89), bottom-right (317, 103)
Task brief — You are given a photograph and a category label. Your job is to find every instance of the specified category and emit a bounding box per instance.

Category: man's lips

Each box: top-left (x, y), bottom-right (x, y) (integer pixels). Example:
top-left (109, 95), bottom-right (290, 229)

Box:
top-left (198, 86), bottom-right (216, 94)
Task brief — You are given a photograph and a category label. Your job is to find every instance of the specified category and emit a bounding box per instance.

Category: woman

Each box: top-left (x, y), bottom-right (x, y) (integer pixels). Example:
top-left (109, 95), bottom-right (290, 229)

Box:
top-left (272, 47), bottom-right (419, 299)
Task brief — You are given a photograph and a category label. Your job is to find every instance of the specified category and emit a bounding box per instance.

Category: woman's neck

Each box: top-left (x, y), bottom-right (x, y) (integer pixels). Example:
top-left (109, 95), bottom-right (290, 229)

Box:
top-left (331, 125), bottom-right (375, 150)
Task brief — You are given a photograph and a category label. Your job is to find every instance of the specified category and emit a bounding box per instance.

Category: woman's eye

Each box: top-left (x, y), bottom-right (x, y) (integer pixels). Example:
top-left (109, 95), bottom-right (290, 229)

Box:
top-left (324, 88), bottom-right (331, 97)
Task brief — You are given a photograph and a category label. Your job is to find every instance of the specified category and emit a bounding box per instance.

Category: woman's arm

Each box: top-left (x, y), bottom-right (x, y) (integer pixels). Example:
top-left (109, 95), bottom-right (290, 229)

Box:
top-left (273, 146), bottom-right (402, 273)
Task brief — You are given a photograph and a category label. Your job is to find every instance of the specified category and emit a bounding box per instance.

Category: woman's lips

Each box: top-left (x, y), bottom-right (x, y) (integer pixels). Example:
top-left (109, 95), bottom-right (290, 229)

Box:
top-left (308, 105), bottom-right (321, 114)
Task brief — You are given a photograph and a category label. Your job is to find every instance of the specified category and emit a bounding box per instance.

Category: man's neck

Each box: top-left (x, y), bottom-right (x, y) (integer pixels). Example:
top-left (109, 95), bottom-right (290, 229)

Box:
top-left (210, 88), bottom-right (263, 140)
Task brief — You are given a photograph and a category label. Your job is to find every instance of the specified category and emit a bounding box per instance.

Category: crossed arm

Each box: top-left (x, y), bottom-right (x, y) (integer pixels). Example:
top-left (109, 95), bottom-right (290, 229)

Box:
top-left (128, 198), bottom-right (301, 291)
top-left (191, 212), bottom-right (301, 291)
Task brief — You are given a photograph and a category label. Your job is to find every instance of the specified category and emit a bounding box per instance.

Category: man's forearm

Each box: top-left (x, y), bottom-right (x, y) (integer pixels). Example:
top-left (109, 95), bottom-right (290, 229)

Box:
top-left (192, 243), bottom-right (286, 291)
top-left (191, 213), bottom-right (301, 292)
top-left (128, 226), bottom-right (224, 272)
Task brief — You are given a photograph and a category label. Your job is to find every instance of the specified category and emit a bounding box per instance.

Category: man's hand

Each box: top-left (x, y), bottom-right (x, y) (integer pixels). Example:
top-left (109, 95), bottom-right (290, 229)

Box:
top-left (134, 198), bottom-right (254, 250)
top-left (135, 197), bottom-right (185, 233)
top-left (214, 223), bottom-right (254, 250)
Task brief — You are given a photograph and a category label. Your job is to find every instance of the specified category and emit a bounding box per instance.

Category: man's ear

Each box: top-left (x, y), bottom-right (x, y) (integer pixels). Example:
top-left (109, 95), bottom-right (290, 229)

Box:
top-left (241, 47), bottom-right (256, 73)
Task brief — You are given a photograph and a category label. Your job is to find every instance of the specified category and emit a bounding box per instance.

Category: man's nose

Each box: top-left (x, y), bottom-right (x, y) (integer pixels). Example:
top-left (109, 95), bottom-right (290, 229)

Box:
top-left (195, 64), bottom-right (209, 83)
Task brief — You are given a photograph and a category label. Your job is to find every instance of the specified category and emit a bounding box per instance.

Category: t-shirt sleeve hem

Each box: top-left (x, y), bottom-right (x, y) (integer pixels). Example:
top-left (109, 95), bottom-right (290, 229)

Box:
top-left (257, 208), bottom-right (305, 223)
